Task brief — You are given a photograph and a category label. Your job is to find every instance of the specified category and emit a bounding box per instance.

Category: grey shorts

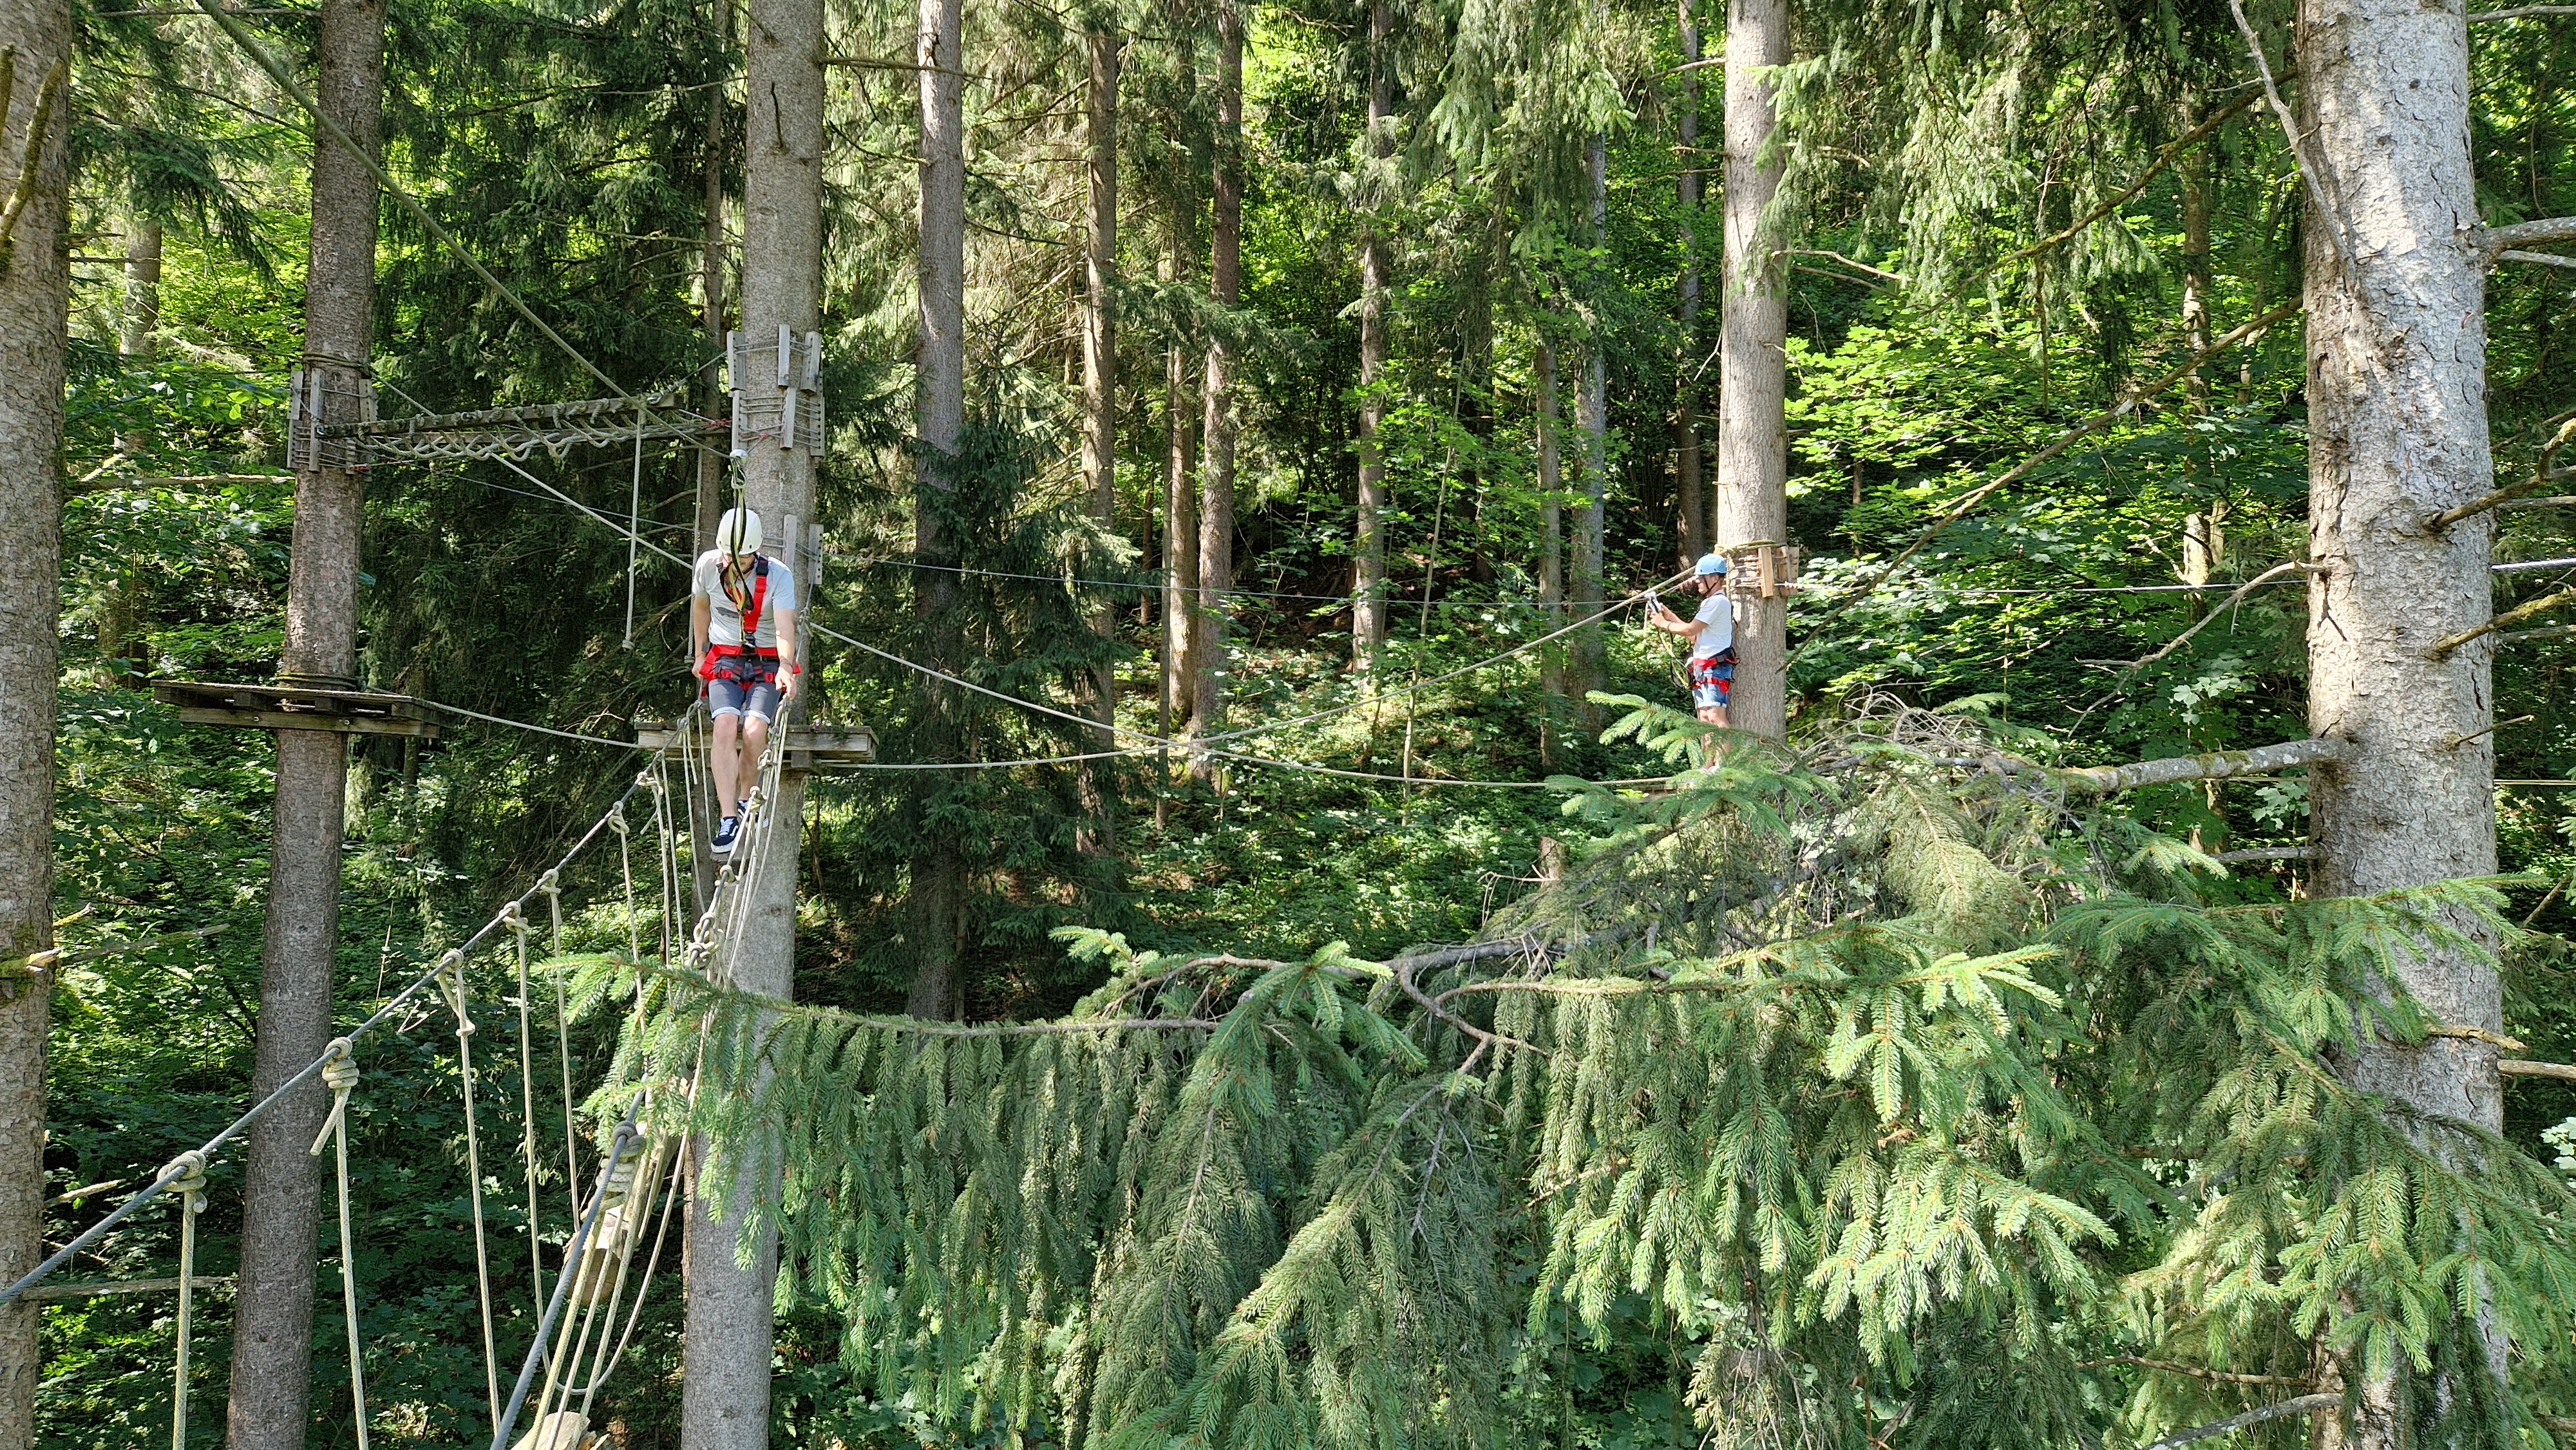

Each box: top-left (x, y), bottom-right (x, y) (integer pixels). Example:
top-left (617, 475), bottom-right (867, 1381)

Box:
top-left (708, 676), bottom-right (782, 724)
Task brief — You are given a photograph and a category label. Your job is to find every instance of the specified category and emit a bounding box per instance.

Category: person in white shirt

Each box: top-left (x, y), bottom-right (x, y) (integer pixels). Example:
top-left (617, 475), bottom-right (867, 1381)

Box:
top-left (690, 507), bottom-right (800, 857)
top-left (1645, 552), bottom-right (1734, 726)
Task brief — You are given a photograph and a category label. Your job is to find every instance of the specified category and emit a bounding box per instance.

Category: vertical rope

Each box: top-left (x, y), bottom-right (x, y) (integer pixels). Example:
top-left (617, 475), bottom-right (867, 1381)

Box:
top-left (164, 1151), bottom-right (207, 1450)
top-left (437, 951), bottom-right (504, 1436)
top-left (623, 403), bottom-right (643, 648)
top-left (506, 901), bottom-right (547, 1313)
top-left (539, 871), bottom-right (580, 1209)
top-left (308, 1039), bottom-right (370, 1450)
top-left (611, 804), bottom-right (640, 968)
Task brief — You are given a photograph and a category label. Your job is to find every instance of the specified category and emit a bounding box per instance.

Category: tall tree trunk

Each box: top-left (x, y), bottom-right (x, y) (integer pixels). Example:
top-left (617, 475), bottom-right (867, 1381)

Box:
top-left (1189, 0), bottom-right (1241, 775)
top-left (1572, 130), bottom-right (1609, 706)
top-left (1460, 214), bottom-right (1499, 585)
top-left (1078, 22), bottom-right (1119, 854)
top-left (1714, 0), bottom-right (1788, 738)
top-left (106, 216), bottom-right (162, 661)
top-left (1536, 339), bottom-right (1566, 764)
top-left (679, 0), bottom-right (819, 1431)
top-left (1162, 238), bottom-right (1198, 763)
top-left (2179, 115), bottom-right (2220, 625)
top-left (229, 3), bottom-right (382, 1445)
top-left (120, 220), bottom-right (159, 363)
top-left (1350, 0), bottom-right (1392, 672)
top-left (1673, 0), bottom-right (1704, 567)
top-left (0, 0), bottom-right (68, 1436)
top-left (2295, 1), bottom-right (2506, 1444)
top-left (905, 0), bottom-right (968, 1021)
top-left (689, 37), bottom-right (728, 916)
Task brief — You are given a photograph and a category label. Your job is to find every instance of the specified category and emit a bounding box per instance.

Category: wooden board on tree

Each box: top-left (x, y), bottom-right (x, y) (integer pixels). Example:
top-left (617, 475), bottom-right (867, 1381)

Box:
top-left (151, 681), bottom-right (445, 739)
top-left (631, 715), bottom-right (878, 767)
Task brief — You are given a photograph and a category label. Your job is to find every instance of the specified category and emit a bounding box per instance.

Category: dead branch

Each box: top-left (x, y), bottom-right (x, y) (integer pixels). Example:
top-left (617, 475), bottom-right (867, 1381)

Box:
top-left (2114, 561), bottom-right (2325, 673)
top-left (2425, 417), bottom-right (2576, 531)
top-left (2483, 216), bottom-right (2576, 250)
top-left (1980, 93), bottom-right (2260, 278)
top-left (2230, 0), bottom-right (2354, 268)
top-left (2497, 1059), bottom-right (2576, 1082)
top-left (2111, 1356), bottom-right (2312, 1388)
top-left (1792, 300), bottom-right (2302, 654)
top-left (2500, 249), bottom-right (2576, 269)
top-left (2427, 584), bottom-right (2576, 660)
top-left (2212, 846), bottom-right (2313, 863)
top-left (2500, 621), bottom-right (2576, 644)
top-left (2472, 4), bottom-right (2576, 18)
top-left (2141, 1395), bottom-right (2338, 1450)
top-left (2060, 738), bottom-right (2348, 795)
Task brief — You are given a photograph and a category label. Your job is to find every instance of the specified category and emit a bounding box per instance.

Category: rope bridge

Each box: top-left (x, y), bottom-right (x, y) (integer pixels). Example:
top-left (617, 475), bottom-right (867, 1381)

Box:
top-left (6, 706), bottom-right (801, 1450)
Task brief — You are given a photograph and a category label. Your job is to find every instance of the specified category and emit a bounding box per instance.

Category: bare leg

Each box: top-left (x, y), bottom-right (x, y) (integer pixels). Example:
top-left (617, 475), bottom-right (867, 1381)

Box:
top-left (737, 714), bottom-right (772, 807)
top-left (712, 712), bottom-right (743, 818)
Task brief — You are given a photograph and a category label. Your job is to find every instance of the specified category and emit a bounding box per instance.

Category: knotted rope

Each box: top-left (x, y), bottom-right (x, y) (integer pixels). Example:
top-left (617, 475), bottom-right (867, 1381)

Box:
top-left (437, 949), bottom-right (504, 1434)
top-left (502, 900), bottom-right (548, 1313)
top-left (308, 1039), bottom-right (371, 1450)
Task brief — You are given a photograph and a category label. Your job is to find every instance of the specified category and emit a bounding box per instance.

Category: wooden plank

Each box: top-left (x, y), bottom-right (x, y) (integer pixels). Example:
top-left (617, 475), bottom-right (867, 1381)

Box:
top-left (175, 706), bottom-right (441, 739)
top-left (155, 681), bottom-right (443, 724)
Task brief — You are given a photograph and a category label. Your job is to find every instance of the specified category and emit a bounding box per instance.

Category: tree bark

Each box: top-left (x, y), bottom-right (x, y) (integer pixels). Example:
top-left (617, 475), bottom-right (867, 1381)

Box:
top-left (1536, 339), bottom-right (1566, 764)
top-left (1162, 249), bottom-right (1198, 757)
top-left (905, 0), bottom-right (967, 1021)
top-left (681, 0), bottom-right (819, 1435)
top-left (106, 216), bottom-right (162, 659)
top-left (0, 0), bottom-right (68, 1436)
top-left (1572, 130), bottom-right (1609, 706)
top-left (1077, 21), bottom-right (1119, 855)
top-left (2179, 113), bottom-right (2220, 625)
top-left (1189, 0), bottom-right (1242, 775)
top-left (1674, 0), bottom-right (1704, 567)
top-left (2294, 0), bottom-right (2507, 1442)
top-left (229, 3), bottom-right (381, 1445)
top-left (120, 218), bottom-right (159, 363)
top-left (1714, 0), bottom-right (1788, 738)
top-left (690, 30), bottom-right (728, 917)
top-left (1350, 0), bottom-right (1393, 672)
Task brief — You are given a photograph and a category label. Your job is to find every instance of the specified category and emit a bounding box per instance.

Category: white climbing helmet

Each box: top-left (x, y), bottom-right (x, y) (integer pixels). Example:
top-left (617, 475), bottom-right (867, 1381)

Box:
top-left (716, 507), bottom-right (763, 557)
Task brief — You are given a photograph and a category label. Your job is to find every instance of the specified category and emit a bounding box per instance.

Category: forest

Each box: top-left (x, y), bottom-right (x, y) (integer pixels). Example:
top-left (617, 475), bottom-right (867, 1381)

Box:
top-left (2, 0), bottom-right (2576, 1445)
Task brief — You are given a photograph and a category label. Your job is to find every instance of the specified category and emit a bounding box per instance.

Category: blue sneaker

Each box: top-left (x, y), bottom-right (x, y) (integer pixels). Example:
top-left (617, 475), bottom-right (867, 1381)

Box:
top-left (712, 815), bottom-right (740, 857)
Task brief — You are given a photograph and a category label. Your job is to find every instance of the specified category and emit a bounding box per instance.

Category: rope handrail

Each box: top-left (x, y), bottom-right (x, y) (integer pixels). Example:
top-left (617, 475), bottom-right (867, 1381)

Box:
top-left (0, 748), bottom-right (674, 1311)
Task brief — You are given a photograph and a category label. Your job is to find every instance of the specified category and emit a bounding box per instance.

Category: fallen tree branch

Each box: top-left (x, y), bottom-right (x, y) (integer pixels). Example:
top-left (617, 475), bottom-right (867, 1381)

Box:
top-left (2140, 1395), bottom-right (2338, 1450)
top-left (2497, 1059), bottom-right (2576, 1082)
top-left (2059, 738), bottom-right (2348, 795)
top-left (1979, 93), bottom-right (2260, 278)
top-left (2427, 584), bottom-right (2576, 660)
top-left (1791, 300), bottom-right (2302, 655)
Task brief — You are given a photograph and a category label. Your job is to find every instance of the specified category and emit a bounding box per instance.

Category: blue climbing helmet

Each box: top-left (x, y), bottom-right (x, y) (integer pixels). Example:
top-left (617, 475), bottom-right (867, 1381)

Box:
top-left (1693, 552), bottom-right (1729, 577)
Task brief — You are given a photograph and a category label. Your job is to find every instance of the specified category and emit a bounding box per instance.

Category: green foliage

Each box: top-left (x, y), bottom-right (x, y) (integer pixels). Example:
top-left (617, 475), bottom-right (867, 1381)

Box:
top-left (574, 706), bottom-right (2576, 1447)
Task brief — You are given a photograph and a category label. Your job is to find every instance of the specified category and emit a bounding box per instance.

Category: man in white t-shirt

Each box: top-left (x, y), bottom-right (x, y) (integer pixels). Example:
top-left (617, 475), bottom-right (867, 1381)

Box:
top-left (690, 507), bottom-right (800, 857)
top-left (1645, 552), bottom-right (1734, 726)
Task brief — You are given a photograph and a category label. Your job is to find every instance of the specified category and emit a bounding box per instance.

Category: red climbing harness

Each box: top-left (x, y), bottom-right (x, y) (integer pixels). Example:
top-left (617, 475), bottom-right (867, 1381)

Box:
top-left (701, 557), bottom-right (778, 683)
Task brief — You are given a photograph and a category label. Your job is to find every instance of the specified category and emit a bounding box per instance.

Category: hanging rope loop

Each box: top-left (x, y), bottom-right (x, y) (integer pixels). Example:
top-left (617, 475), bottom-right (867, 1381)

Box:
top-left (310, 1039), bottom-right (361, 1158)
top-left (435, 950), bottom-right (473, 1037)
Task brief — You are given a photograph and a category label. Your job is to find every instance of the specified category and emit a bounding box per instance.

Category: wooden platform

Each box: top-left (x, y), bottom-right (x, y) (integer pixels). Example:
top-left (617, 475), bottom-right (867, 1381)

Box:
top-left (634, 717), bottom-right (878, 769)
top-left (153, 681), bottom-right (445, 739)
